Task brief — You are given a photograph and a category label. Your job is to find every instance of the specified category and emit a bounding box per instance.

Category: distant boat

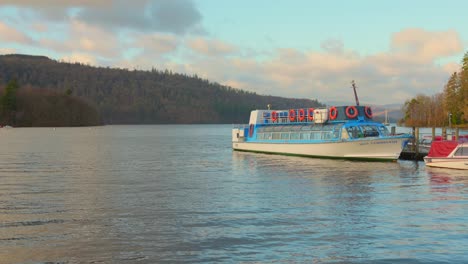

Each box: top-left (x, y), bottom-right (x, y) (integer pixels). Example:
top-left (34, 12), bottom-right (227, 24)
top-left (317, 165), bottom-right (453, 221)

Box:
top-left (424, 140), bottom-right (468, 170)
top-left (383, 109), bottom-right (390, 126)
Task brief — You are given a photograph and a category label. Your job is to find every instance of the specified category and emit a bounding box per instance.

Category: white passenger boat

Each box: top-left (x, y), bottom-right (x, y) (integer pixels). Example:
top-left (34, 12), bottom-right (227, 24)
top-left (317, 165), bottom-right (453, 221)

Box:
top-left (232, 105), bottom-right (412, 161)
top-left (424, 140), bottom-right (468, 170)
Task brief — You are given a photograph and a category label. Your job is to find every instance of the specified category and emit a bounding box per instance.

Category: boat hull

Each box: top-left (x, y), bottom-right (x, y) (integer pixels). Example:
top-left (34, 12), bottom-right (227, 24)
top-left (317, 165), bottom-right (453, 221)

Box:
top-left (424, 157), bottom-right (468, 170)
top-left (232, 138), bottom-right (409, 161)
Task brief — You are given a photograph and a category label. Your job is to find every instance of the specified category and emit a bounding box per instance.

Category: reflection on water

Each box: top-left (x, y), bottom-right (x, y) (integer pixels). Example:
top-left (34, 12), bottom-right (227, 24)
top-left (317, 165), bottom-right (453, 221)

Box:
top-left (0, 125), bottom-right (467, 263)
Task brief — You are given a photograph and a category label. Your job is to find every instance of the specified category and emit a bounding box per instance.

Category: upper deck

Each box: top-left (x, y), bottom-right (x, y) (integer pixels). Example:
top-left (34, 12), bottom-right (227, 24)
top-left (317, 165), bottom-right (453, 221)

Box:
top-left (250, 105), bottom-right (374, 126)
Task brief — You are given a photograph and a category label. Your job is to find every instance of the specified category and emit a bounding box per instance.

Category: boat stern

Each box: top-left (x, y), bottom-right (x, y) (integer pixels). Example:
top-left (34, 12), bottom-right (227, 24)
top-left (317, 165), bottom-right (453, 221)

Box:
top-left (232, 126), bottom-right (247, 143)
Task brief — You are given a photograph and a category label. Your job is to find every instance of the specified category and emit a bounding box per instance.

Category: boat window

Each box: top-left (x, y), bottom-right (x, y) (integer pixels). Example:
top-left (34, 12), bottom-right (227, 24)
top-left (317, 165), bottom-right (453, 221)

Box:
top-left (311, 132), bottom-right (322, 140)
top-left (257, 133), bottom-right (264, 140)
top-left (322, 132), bottom-right (332, 140)
top-left (346, 126), bottom-right (363, 139)
top-left (310, 125), bottom-right (323, 131)
top-left (290, 126), bottom-right (302, 131)
top-left (454, 147), bottom-right (468, 157)
top-left (360, 125), bottom-right (380, 137)
top-left (281, 133), bottom-right (290, 140)
top-left (273, 126), bottom-right (284, 132)
top-left (272, 132), bottom-right (281, 140)
top-left (262, 126), bottom-right (275, 132)
top-left (378, 126), bottom-right (389, 136)
top-left (332, 124), bottom-right (343, 139)
top-left (300, 133), bottom-right (310, 140)
top-left (290, 132), bottom-right (300, 140)
top-left (301, 125), bottom-right (313, 131)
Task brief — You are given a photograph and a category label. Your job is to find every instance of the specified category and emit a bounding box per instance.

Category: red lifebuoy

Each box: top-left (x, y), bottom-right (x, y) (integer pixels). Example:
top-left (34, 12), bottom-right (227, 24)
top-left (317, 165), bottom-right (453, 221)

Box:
top-left (364, 106), bottom-right (373, 119)
top-left (307, 108), bottom-right (314, 121)
top-left (271, 111), bottom-right (278, 122)
top-left (289, 109), bottom-right (296, 122)
top-left (329, 106), bottom-right (337, 120)
top-left (298, 109), bottom-right (306, 121)
top-left (345, 106), bottom-right (358, 119)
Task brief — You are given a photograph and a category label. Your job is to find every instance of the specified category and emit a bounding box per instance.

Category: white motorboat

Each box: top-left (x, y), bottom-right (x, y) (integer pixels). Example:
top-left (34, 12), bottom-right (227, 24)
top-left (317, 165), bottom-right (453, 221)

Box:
top-left (424, 140), bottom-right (468, 170)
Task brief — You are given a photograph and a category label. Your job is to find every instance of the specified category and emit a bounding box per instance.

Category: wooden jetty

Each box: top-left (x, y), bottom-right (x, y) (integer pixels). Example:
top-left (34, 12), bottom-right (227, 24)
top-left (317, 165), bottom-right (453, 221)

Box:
top-left (399, 127), bottom-right (465, 161)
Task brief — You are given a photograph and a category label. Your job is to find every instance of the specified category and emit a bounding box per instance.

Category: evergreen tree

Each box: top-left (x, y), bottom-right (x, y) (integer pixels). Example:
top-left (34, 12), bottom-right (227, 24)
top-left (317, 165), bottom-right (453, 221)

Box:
top-left (1, 78), bottom-right (19, 125)
top-left (443, 72), bottom-right (461, 125)
top-left (2, 78), bottom-right (19, 111)
top-left (460, 51), bottom-right (468, 123)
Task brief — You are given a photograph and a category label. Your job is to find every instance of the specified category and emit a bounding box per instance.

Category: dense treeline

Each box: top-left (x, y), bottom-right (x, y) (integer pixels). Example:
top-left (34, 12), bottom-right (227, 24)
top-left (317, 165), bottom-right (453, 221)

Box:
top-left (0, 54), bottom-right (324, 124)
top-left (0, 79), bottom-right (101, 127)
top-left (401, 51), bottom-right (468, 127)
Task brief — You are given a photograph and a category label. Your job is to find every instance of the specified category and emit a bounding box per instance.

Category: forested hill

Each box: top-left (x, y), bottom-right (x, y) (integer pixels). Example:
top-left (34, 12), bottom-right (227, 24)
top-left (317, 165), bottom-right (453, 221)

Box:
top-left (0, 54), bottom-right (324, 124)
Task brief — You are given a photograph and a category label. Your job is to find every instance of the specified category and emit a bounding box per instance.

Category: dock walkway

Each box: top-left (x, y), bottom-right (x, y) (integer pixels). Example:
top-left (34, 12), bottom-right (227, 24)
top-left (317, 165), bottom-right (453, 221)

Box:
top-left (398, 127), bottom-right (466, 161)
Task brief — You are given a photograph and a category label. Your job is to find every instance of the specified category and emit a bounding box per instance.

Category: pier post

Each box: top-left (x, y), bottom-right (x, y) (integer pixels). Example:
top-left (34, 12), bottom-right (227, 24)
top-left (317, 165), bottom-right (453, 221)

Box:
top-left (415, 127), bottom-right (419, 156)
top-left (455, 128), bottom-right (459, 140)
top-left (431, 127), bottom-right (435, 141)
top-left (442, 127), bottom-right (447, 140)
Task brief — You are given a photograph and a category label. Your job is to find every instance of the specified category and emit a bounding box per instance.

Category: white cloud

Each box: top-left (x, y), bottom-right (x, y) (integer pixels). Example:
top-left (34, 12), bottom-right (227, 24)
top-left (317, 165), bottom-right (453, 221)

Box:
top-left (135, 33), bottom-right (179, 54)
top-left (0, 0), bottom-right (204, 35)
top-left (0, 22), bottom-right (34, 44)
top-left (391, 28), bottom-right (463, 62)
top-left (187, 37), bottom-right (237, 57)
top-left (0, 47), bottom-right (16, 54)
top-left (38, 20), bottom-right (122, 58)
top-left (60, 52), bottom-right (97, 65)
top-left (0, 0), bottom-right (106, 7)
top-left (171, 29), bottom-right (464, 104)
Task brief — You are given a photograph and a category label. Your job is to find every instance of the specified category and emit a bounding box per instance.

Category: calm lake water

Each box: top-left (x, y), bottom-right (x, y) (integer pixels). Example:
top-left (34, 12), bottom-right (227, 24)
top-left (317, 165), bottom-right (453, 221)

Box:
top-left (0, 125), bottom-right (467, 263)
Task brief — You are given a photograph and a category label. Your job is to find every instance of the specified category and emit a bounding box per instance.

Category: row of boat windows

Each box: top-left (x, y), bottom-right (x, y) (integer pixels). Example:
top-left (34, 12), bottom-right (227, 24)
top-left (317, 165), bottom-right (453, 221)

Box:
top-left (257, 131), bottom-right (340, 141)
top-left (257, 124), bottom-right (342, 133)
top-left (255, 124), bottom-right (388, 140)
top-left (346, 125), bottom-right (389, 138)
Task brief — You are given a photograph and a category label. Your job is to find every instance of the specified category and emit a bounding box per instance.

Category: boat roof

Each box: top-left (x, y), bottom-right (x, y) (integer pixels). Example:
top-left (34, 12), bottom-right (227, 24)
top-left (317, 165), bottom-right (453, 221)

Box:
top-left (427, 139), bottom-right (468, 157)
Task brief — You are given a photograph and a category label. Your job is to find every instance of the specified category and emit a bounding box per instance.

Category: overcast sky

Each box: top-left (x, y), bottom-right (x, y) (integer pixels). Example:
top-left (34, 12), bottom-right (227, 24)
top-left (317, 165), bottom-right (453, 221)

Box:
top-left (1, 0), bottom-right (467, 105)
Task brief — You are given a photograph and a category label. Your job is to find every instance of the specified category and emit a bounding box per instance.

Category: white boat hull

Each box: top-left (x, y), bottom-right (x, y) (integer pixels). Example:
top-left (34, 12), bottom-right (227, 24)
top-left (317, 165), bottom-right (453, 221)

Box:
top-left (232, 138), bottom-right (408, 161)
top-left (424, 157), bottom-right (468, 170)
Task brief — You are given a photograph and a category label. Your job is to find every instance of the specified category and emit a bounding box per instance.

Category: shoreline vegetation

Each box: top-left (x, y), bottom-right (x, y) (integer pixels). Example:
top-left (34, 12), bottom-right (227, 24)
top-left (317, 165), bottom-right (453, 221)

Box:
top-left (400, 51), bottom-right (468, 128)
top-left (0, 79), bottom-right (102, 127)
top-left (0, 54), bottom-right (323, 126)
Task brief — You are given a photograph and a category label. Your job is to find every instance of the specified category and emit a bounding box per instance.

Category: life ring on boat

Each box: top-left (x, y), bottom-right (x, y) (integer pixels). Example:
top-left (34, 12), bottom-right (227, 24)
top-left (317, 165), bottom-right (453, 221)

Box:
top-left (307, 108), bottom-right (314, 121)
top-left (298, 109), bottom-right (306, 121)
top-left (289, 109), bottom-right (296, 122)
top-left (249, 124), bottom-right (254, 137)
top-left (271, 111), bottom-right (278, 122)
top-left (345, 106), bottom-right (358, 119)
top-left (329, 106), bottom-right (337, 120)
top-left (364, 106), bottom-right (373, 119)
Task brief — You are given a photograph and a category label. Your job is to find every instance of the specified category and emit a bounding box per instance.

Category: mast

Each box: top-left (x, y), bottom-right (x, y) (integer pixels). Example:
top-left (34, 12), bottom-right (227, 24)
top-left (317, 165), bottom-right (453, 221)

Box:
top-left (351, 80), bottom-right (360, 106)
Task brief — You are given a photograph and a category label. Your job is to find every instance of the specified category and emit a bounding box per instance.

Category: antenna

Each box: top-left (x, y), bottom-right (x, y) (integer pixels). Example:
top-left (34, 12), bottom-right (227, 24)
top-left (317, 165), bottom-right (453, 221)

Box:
top-left (351, 80), bottom-right (360, 106)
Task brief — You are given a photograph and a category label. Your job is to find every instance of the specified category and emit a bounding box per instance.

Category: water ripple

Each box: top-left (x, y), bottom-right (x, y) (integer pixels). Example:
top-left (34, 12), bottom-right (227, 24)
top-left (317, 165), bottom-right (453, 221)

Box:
top-left (0, 125), bottom-right (467, 263)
